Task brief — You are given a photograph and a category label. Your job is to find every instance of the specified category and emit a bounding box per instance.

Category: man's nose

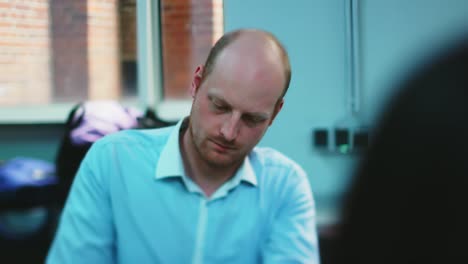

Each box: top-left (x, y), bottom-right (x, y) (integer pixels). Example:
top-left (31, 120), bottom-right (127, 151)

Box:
top-left (220, 114), bottom-right (240, 142)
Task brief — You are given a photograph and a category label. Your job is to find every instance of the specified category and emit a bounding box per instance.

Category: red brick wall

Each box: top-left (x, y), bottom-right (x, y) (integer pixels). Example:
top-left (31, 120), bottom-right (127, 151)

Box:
top-left (0, 0), bottom-right (121, 105)
top-left (0, 0), bottom-right (222, 105)
top-left (161, 0), bottom-right (224, 99)
top-left (87, 0), bottom-right (121, 100)
top-left (0, 0), bottom-right (52, 105)
top-left (51, 0), bottom-right (120, 101)
top-left (50, 0), bottom-right (89, 101)
top-left (120, 0), bottom-right (137, 61)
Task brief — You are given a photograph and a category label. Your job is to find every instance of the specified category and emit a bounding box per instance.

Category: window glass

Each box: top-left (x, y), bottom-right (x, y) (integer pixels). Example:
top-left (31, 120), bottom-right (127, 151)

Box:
top-left (0, 0), bottom-right (137, 106)
top-left (160, 0), bottom-right (224, 99)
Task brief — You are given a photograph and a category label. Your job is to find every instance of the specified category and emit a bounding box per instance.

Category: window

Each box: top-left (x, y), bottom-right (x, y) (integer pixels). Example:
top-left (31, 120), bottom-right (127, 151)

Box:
top-left (139, 0), bottom-right (224, 120)
top-left (0, 0), bottom-right (223, 123)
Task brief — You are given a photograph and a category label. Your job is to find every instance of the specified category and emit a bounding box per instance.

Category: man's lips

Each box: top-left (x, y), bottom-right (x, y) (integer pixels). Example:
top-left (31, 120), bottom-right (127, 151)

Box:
top-left (210, 139), bottom-right (235, 151)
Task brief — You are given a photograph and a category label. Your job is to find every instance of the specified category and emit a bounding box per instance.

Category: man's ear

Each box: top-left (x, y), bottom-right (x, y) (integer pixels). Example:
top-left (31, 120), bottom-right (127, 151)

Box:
top-left (190, 65), bottom-right (204, 98)
top-left (269, 98), bottom-right (284, 125)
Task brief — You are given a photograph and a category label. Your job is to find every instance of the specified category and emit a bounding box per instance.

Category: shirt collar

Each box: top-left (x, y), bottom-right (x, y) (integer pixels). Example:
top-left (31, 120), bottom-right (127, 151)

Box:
top-left (234, 156), bottom-right (257, 186)
top-left (154, 118), bottom-right (258, 187)
top-left (155, 118), bottom-right (186, 180)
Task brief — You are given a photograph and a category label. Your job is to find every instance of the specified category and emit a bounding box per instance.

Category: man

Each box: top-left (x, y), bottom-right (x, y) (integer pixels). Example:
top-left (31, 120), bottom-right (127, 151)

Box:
top-left (47, 29), bottom-right (320, 263)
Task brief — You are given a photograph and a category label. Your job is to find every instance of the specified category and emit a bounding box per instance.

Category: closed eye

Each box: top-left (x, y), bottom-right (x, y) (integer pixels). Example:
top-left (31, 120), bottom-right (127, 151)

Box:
top-left (210, 97), bottom-right (230, 113)
top-left (214, 103), bottom-right (229, 112)
top-left (242, 114), bottom-right (267, 125)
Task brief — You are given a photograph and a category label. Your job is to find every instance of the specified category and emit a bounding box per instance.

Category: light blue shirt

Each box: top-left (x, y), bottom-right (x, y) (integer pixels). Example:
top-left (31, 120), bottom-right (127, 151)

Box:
top-left (47, 119), bottom-right (320, 264)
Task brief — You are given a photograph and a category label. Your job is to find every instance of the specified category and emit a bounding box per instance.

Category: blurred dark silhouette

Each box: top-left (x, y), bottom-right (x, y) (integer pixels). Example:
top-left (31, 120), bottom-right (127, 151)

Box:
top-left (333, 35), bottom-right (468, 264)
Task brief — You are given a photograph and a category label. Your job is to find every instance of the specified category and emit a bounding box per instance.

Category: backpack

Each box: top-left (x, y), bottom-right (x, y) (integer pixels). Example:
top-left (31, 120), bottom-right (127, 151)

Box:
top-left (55, 101), bottom-right (175, 206)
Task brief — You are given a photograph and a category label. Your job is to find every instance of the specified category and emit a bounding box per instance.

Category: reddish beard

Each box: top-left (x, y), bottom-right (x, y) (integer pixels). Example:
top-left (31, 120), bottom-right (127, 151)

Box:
top-left (188, 124), bottom-right (244, 169)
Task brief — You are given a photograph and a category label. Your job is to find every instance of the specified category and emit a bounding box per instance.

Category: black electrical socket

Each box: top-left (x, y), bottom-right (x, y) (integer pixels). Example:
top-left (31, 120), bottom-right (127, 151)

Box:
top-left (313, 129), bottom-right (328, 148)
top-left (335, 129), bottom-right (349, 147)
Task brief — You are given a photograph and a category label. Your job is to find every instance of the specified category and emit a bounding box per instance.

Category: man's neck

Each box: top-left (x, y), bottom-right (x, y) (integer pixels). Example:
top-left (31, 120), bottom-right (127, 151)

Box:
top-left (179, 119), bottom-right (241, 197)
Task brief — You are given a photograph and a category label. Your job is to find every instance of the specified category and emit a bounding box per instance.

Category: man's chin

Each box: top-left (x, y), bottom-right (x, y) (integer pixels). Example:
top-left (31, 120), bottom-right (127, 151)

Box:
top-left (203, 153), bottom-right (241, 168)
top-left (205, 158), bottom-right (234, 168)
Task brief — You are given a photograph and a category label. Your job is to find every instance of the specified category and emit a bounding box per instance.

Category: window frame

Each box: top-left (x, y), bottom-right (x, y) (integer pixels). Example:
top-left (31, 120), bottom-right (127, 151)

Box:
top-left (137, 0), bottom-right (192, 122)
top-left (0, 0), bottom-right (192, 124)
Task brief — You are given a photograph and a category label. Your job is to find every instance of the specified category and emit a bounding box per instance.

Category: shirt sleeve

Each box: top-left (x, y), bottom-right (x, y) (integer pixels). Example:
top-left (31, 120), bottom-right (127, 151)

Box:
top-left (262, 166), bottom-right (321, 264)
top-left (46, 142), bottom-right (116, 264)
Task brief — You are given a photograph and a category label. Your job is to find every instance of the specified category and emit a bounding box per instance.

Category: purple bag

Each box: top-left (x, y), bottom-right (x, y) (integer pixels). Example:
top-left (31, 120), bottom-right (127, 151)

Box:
top-left (55, 101), bottom-right (143, 206)
top-left (69, 100), bottom-right (143, 145)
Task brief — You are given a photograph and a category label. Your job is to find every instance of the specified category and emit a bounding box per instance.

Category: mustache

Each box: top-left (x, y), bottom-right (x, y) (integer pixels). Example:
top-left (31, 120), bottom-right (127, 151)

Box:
top-left (210, 137), bottom-right (237, 149)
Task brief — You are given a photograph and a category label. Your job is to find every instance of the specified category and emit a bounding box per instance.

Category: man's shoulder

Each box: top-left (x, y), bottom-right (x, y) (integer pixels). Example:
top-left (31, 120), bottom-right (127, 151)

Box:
top-left (249, 147), bottom-right (311, 200)
top-left (250, 146), bottom-right (306, 176)
top-left (94, 125), bottom-right (176, 151)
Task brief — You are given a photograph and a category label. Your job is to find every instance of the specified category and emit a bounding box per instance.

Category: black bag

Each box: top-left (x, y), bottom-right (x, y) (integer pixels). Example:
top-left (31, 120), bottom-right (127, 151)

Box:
top-left (55, 101), bottom-right (175, 207)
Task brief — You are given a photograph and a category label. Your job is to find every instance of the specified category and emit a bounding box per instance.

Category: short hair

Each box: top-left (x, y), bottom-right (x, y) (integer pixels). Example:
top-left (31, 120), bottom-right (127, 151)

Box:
top-left (201, 29), bottom-right (292, 99)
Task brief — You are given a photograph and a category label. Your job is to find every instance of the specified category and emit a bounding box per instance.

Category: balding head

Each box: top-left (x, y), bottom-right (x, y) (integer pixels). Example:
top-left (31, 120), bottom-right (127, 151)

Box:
top-left (185, 29), bottom-right (290, 171)
top-left (201, 29), bottom-right (291, 100)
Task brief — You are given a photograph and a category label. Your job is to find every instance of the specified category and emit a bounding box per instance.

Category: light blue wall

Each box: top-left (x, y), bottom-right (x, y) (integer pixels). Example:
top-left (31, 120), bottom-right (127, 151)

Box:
top-left (224, 0), bottom-right (468, 223)
top-left (360, 0), bottom-right (468, 123)
top-left (224, 0), bottom-right (355, 222)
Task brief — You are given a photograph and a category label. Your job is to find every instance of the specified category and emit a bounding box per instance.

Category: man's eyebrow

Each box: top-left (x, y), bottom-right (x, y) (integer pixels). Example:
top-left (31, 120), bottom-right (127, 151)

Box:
top-left (208, 93), bottom-right (230, 106)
